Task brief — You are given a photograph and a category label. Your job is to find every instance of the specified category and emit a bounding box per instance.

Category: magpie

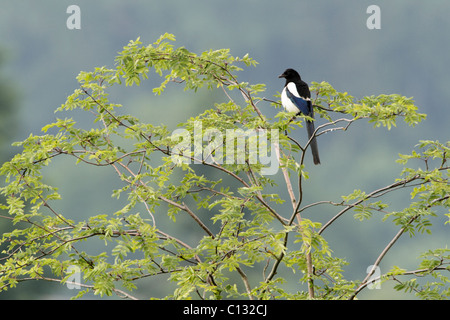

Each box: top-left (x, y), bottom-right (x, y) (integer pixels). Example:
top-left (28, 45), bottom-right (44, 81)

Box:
top-left (279, 68), bottom-right (320, 165)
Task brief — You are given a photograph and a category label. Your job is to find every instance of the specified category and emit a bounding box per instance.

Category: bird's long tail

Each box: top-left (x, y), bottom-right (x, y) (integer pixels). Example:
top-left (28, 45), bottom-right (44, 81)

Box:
top-left (306, 120), bottom-right (320, 165)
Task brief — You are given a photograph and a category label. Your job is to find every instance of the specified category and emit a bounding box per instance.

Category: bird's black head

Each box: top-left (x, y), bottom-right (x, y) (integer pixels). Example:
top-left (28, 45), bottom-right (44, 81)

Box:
top-left (278, 68), bottom-right (302, 81)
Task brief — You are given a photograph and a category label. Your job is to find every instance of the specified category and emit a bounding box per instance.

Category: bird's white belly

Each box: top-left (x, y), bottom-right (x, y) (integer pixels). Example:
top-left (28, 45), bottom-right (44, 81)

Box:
top-left (281, 88), bottom-right (300, 114)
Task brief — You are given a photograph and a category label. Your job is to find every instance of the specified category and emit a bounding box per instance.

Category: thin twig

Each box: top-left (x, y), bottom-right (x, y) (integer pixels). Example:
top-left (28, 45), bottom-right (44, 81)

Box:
top-left (319, 174), bottom-right (422, 235)
top-left (236, 267), bottom-right (253, 300)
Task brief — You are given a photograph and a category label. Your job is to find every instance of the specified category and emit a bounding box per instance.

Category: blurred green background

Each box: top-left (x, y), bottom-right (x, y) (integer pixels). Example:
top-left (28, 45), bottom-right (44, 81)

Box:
top-left (0, 0), bottom-right (448, 299)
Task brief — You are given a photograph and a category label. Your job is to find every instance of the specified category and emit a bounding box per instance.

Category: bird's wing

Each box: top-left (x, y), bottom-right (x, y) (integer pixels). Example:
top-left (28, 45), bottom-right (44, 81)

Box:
top-left (285, 82), bottom-right (311, 116)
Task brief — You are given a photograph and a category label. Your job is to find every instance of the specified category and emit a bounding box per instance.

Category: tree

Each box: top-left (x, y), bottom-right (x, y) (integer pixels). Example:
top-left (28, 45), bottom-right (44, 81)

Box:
top-left (0, 34), bottom-right (448, 300)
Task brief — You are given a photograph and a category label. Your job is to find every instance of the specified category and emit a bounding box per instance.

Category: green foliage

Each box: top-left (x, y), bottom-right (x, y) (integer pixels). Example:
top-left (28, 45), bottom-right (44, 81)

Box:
top-left (384, 248), bottom-right (450, 299)
top-left (0, 34), bottom-right (448, 299)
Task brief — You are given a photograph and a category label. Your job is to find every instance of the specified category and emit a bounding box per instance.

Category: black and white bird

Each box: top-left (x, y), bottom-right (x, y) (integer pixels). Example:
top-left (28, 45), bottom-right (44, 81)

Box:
top-left (279, 68), bottom-right (320, 165)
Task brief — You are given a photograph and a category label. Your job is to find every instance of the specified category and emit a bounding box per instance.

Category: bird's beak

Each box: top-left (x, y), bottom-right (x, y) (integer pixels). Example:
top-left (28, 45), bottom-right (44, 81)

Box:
top-left (278, 74), bottom-right (285, 79)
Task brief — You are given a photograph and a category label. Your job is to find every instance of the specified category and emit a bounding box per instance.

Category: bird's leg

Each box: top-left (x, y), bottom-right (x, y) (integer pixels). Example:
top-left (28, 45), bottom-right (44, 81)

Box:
top-left (289, 115), bottom-right (297, 124)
